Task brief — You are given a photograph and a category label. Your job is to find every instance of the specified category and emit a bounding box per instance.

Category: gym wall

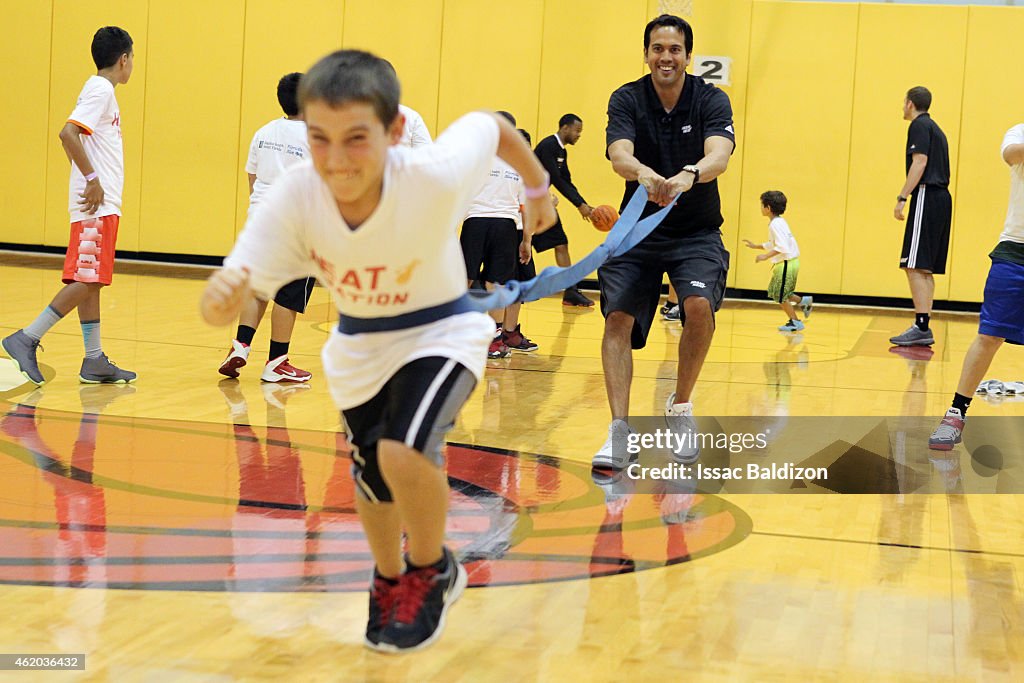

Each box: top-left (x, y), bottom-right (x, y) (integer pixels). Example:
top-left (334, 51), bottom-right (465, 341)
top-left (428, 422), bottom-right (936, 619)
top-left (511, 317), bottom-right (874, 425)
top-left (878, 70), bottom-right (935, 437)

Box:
top-left (3, 0), bottom-right (1023, 302)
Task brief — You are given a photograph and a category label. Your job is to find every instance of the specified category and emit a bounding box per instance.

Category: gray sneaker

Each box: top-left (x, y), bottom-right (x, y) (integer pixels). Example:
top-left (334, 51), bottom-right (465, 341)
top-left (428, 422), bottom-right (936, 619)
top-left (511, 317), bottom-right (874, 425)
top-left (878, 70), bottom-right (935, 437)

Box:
top-left (592, 419), bottom-right (637, 470)
top-left (928, 408), bottom-right (965, 451)
top-left (889, 325), bottom-right (934, 346)
top-left (800, 295), bottom-right (813, 319)
top-left (665, 392), bottom-right (700, 464)
top-left (2, 330), bottom-right (45, 385)
top-left (79, 353), bottom-right (137, 384)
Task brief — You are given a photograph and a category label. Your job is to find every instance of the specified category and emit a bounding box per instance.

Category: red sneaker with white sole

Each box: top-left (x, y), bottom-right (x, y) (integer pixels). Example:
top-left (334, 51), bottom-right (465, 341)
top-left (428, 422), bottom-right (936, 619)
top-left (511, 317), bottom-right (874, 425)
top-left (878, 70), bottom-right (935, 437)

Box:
top-left (260, 355), bottom-right (312, 383)
top-left (218, 340), bottom-right (250, 378)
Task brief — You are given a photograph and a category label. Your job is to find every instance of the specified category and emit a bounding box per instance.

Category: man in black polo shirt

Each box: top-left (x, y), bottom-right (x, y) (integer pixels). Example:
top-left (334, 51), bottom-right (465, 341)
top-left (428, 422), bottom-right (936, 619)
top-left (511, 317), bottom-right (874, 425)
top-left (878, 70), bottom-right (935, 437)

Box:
top-left (890, 85), bottom-right (952, 347)
top-left (534, 113), bottom-right (595, 307)
top-left (592, 14), bottom-right (735, 469)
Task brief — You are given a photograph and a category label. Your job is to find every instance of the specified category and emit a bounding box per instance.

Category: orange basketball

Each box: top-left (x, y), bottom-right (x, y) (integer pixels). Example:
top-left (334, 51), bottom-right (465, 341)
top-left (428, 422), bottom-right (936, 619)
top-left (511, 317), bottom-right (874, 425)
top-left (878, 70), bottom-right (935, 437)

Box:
top-left (591, 204), bottom-right (619, 232)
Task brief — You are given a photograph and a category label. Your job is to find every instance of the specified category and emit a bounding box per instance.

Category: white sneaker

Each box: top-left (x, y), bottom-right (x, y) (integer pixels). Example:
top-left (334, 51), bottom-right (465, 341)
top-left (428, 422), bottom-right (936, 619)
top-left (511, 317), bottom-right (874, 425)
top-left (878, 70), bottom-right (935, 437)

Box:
top-left (665, 393), bottom-right (700, 464)
top-left (591, 419), bottom-right (636, 470)
top-left (260, 355), bottom-right (312, 383)
top-left (218, 340), bottom-right (250, 378)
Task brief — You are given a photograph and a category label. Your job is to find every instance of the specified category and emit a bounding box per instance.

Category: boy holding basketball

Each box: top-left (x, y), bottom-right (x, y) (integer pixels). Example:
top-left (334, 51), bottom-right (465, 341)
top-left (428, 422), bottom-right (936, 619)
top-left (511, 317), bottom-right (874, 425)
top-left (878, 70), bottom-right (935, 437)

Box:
top-left (744, 190), bottom-right (813, 331)
top-left (3, 27), bottom-right (136, 386)
top-left (200, 50), bottom-right (555, 652)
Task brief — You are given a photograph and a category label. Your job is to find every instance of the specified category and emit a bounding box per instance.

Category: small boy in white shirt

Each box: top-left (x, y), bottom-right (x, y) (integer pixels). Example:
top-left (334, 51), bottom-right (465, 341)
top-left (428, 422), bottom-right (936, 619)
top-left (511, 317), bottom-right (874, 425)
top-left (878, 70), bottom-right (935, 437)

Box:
top-left (744, 191), bottom-right (813, 331)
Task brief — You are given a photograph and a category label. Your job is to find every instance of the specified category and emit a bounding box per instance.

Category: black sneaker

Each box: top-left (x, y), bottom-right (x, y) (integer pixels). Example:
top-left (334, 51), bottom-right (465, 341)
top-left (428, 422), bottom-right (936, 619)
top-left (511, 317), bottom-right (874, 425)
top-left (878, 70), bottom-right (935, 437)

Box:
top-left (364, 569), bottom-right (400, 651)
top-left (378, 547), bottom-right (467, 653)
top-left (562, 286), bottom-right (595, 307)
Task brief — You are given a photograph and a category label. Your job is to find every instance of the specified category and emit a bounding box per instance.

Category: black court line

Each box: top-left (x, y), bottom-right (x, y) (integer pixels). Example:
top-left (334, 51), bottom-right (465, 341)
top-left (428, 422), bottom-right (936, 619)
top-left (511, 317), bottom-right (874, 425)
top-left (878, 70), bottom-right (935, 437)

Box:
top-left (750, 529), bottom-right (1024, 560)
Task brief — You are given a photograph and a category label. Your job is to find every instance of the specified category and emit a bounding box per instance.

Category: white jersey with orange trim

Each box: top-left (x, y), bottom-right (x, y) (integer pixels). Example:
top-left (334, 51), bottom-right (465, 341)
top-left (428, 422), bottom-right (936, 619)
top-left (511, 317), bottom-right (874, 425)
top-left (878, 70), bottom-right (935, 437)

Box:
top-left (224, 112), bottom-right (500, 408)
top-left (67, 75), bottom-right (124, 222)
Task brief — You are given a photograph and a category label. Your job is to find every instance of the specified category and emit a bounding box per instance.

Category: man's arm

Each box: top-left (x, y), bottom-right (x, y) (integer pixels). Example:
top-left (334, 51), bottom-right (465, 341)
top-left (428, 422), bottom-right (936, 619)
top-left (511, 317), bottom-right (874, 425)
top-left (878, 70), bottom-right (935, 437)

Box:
top-left (248, 173), bottom-right (256, 195)
top-left (656, 136), bottom-right (734, 207)
top-left (895, 153), bottom-right (928, 220)
top-left (58, 122), bottom-right (103, 214)
top-left (608, 138), bottom-right (666, 200)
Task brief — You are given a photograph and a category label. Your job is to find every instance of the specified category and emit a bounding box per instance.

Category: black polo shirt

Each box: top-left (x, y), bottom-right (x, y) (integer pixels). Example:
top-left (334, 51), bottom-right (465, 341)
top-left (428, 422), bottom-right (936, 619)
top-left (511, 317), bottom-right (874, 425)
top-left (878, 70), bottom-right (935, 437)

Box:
top-left (606, 73), bottom-right (735, 237)
top-left (906, 113), bottom-right (950, 188)
top-left (534, 134), bottom-right (585, 207)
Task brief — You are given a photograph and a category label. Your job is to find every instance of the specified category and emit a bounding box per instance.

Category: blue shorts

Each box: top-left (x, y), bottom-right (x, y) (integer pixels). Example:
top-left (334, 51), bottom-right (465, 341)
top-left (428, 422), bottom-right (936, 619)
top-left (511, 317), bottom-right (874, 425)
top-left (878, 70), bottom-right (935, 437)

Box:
top-left (979, 258), bottom-right (1024, 345)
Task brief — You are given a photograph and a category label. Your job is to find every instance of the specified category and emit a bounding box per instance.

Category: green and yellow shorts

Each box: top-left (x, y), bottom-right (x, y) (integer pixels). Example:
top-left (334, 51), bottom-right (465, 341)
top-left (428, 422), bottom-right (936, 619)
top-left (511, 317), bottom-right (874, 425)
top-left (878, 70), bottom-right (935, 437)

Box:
top-left (767, 258), bottom-right (800, 303)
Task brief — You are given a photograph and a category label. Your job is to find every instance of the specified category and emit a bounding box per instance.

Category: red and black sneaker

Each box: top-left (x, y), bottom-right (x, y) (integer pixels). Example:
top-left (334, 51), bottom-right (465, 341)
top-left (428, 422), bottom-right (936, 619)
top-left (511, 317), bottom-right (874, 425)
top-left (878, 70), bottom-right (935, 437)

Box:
top-left (487, 335), bottom-right (511, 359)
top-left (365, 569), bottom-right (400, 651)
top-left (502, 325), bottom-right (539, 352)
top-left (378, 547), bottom-right (467, 653)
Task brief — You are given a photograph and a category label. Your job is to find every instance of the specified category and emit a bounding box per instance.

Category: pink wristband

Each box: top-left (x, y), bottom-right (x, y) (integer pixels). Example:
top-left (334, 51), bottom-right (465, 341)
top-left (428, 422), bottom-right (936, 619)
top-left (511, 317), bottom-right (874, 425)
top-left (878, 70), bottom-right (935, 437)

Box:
top-left (84, 172), bottom-right (98, 182)
top-left (523, 172), bottom-right (550, 200)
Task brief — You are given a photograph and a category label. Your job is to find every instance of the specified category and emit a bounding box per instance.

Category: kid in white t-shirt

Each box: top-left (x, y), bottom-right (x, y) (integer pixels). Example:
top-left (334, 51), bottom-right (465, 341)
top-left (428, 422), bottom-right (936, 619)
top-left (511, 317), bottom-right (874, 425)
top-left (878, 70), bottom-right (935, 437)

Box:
top-left (3, 27), bottom-right (136, 386)
top-left (218, 73), bottom-right (316, 384)
top-left (744, 190), bottom-right (813, 332)
top-left (200, 50), bottom-right (556, 653)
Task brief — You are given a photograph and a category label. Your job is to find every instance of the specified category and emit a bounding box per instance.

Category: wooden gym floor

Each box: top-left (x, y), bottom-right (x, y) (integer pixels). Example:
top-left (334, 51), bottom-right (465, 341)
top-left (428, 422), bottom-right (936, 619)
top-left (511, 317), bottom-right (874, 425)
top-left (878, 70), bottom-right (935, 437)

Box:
top-left (0, 252), bottom-right (1022, 681)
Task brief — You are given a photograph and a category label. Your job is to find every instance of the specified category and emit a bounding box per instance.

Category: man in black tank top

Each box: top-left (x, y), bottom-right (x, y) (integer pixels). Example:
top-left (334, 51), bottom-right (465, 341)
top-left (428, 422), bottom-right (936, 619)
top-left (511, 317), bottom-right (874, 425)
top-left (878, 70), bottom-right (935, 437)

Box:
top-left (891, 86), bottom-right (952, 348)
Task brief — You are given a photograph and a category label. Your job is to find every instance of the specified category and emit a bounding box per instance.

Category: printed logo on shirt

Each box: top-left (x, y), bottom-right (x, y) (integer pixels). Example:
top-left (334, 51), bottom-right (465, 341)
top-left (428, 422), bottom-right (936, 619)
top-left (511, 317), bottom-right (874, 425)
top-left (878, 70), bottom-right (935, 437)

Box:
top-left (690, 280), bottom-right (707, 289)
top-left (257, 140), bottom-right (306, 158)
top-left (681, 125), bottom-right (692, 133)
top-left (725, 125), bottom-right (734, 134)
top-left (310, 249), bottom-right (411, 306)
top-left (396, 259), bottom-right (422, 285)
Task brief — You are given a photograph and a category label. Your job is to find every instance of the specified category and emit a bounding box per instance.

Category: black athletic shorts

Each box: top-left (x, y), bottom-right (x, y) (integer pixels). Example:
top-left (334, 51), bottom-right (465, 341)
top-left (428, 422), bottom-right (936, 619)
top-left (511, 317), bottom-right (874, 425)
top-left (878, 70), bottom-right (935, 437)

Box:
top-left (516, 228), bottom-right (536, 281)
top-left (274, 277), bottom-right (316, 313)
top-left (342, 356), bottom-right (477, 502)
top-left (900, 184), bottom-right (952, 274)
top-left (598, 230), bottom-right (729, 349)
top-left (461, 216), bottom-right (518, 284)
top-left (532, 213), bottom-right (569, 252)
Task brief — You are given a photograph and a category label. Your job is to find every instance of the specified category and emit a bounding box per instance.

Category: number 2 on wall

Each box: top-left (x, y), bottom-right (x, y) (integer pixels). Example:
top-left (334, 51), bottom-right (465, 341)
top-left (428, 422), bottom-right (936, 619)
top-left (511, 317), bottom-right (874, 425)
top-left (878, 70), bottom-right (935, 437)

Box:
top-left (693, 56), bottom-right (731, 86)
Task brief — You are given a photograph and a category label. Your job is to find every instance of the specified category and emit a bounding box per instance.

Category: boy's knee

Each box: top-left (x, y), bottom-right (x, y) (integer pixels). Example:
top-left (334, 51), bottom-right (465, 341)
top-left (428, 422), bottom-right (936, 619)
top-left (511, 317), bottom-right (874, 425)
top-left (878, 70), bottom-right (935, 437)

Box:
top-left (351, 447), bottom-right (394, 503)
